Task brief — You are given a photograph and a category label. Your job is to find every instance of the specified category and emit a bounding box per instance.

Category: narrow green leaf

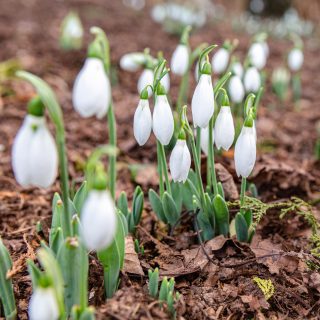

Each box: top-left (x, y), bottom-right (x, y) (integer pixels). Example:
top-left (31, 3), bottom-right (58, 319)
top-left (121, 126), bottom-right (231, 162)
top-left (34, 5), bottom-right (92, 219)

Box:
top-left (159, 277), bottom-right (168, 301)
top-left (212, 195), bottom-right (229, 236)
top-left (117, 191), bottom-right (129, 218)
top-left (162, 192), bottom-right (180, 227)
top-left (197, 210), bottom-right (215, 241)
top-left (49, 193), bottom-right (63, 247)
top-left (244, 209), bottom-right (253, 228)
top-left (0, 238), bottom-right (17, 320)
top-left (132, 191), bottom-right (144, 227)
top-left (73, 181), bottom-right (88, 215)
top-left (148, 189), bottom-right (167, 223)
top-left (235, 213), bottom-right (248, 242)
top-left (171, 181), bottom-right (182, 213)
top-left (148, 268), bottom-right (159, 298)
top-left (27, 260), bottom-right (42, 288)
top-left (50, 227), bottom-right (64, 255)
top-left (217, 182), bottom-right (225, 199)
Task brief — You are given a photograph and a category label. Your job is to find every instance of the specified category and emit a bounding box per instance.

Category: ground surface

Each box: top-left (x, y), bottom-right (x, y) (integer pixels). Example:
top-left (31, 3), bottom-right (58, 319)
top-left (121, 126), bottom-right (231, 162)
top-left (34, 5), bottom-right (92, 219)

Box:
top-left (0, 0), bottom-right (320, 319)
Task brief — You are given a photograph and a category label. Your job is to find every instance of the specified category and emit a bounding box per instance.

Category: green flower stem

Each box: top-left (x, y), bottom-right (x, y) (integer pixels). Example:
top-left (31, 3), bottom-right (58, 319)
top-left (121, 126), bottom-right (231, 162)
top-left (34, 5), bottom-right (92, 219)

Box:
top-left (240, 177), bottom-right (246, 214)
top-left (158, 142), bottom-right (171, 195)
top-left (16, 71), bottom-right (72, 237)
top-left (156, 141), bottom-right (165, 196)
top-left (195, 127), bottom-right (201, 165)
top-left (107, 103), bottom-right (117, 199)
top-left (176, 70), bottom-right (190, 116)
top-left (208, 117), bottom-right (218, 196)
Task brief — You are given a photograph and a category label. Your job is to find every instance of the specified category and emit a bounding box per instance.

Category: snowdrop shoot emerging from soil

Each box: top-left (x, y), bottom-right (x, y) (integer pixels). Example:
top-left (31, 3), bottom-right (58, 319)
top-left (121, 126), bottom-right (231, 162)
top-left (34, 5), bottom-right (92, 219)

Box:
top-left (12, 97), bottom-right (58, 188)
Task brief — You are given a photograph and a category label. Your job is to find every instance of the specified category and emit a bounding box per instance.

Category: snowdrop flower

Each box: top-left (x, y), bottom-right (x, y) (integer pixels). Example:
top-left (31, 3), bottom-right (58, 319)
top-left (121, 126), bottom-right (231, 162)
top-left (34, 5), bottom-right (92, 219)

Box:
top-left (214, 93), bottom-right (235, 151)
top-left (171, 44), bottom-right (189, 76)
top-left (169, 135), bottom-right (191, 183)
top-left (152, 84), bottom-right (174, 145)
top-left (228, 75), bottom-right (245, 103)
top-left (212, 47), bottom-right (229, 75)
top-left (12, 97), bottom-right (58, 188)
top-left (73, 56), bottom-right (111, 119)
top-left (244, 66), bottom-right (261, 93)
top-left (234, 116), bottom-right (256, 178)
top-left (120, 52), bottom-right (146, 71)
top-left (232, 61), bottom-right (244, 78)
top-left (29, 287), bottom-right (59, 320)
top-left (60, 12), bottom-right (83, 50)
top-left (133, 89), bottom-right (152, 146)
top-left (137, 68), bottom-right (154, 95)
top-left (81, 174), bottom-right (117, 252)
top-left (192, 62), bottom-right (214, 128)
top-left (200, 125), bottom-right (214, 155)
top-left (248, 42), bottom-right (267, 70)
top-left (288, 48), bottom-right (304, 72)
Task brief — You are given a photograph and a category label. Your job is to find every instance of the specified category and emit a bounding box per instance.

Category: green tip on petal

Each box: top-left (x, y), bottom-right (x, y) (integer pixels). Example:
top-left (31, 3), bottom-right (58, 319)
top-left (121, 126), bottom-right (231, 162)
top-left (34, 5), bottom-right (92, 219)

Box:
top-left (221, 90), bottom-right (230, 106)
top-left (27, 96), bottom-right (45, 117)
top-left (93, 169), bottom-right (108, 190)
top-left (178, 128), bottom-right (186, 140)
top-left (140, 88), bottom-right (149, 100)
top-left (87, 40), bottom-right (103, 60)
top-left (180, 25), bottom-right (192, 45)
top-left (201, 61), bottom-right (211, 75)
top-left (244, 114), bottom-right (254, 128)
top-left (156, 83), bottom-right (166, 96)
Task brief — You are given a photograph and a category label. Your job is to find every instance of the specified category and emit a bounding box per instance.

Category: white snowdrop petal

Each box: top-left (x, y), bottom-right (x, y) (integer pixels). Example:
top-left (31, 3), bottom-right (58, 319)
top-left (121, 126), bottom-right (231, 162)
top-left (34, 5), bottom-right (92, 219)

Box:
top-left (169, 140), bottom-right (191, 183)
top-left (29, 126), bottom-right (58, 188)
top-left (288, 48), bottom-right (303, 72)
top-left (212, 48), bottom-right (229, 74)
top-left (234, 127), bottom-right (256, 178)
top-left (248, 42), bottom-right (267, 70)
top-left (81, 190), bottom-right (117, 252)
top-left (214, 106), bottom-right (235, 151)
top-left (171, 44), bottom-right (189, 76)
top-left (134, 99), bottom-right (152, 146)
top-left (228, 76), bottom-right (245, 103)
top-left (161, 72), bottom-right (170, 93)
top-left (244, 67), bottom-right (261, 93)
top-left (29, 288), bottom-right (59, 320)
top-left (232, 62), bottom-right (244, 78)
top-left (137, 69), bottom-right (154, 95)
top-left (73, 58), bottom-right (111, 118)
top-left (120, 52), bottom-right (145, 72)
top-left (200, 126), bottom-right (214, 156)
top-left (191, 74), bottom-right (214, 128)
top-left (152, 95), bottom-right (174, 145)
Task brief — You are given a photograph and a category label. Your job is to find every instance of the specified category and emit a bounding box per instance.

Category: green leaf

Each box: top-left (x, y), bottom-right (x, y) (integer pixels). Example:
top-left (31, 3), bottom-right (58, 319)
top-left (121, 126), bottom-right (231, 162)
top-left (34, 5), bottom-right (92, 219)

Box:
top-left (235, 213), bottom-right (248, 242)
top-left (217, 182), bottom-right (225, 199)
top-left (27, 260), bottom-right (42, 288)
top-left (50, 227), bottom-right (64, 255)
top-left (171, 181), bottom-right (182, 213)
top-left (212, 195), bottom-right (229, 236)
top-left (159, 277), bottom-right (169, 301)
top-left (148, 268), bottom-right (159, 298)
top-left (244, 209), bottom-right (253, 228)
top-left (50, 193), bottom-right (64, 248)
top-left (0, 238), bottom-right (17, 320)
top-left (148, 189), bottom-right (167, 223)
top-left (117, 191), bottom-right (129, 218)
top-left (132, 188), bottom-right (144, 227)
top-left (57, 237), bottom-right (88, 315)
top-left (118, 209), bottom-right (128, 236)
top-left (73, 181), bottom-right (88, 215)
top-left (197, 210), bottom-right (214, 241)
top-left (204, 193), bottom-right (215, 230)
top-left (162, 192), bottom-right (180, 227)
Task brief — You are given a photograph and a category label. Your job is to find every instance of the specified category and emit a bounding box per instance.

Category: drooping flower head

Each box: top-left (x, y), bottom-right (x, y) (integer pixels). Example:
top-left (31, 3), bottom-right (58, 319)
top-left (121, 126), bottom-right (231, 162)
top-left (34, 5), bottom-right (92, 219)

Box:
top-left (191, 61), bottom-right (214, 128)
top-left (12, 96), bottom-right (58, 188)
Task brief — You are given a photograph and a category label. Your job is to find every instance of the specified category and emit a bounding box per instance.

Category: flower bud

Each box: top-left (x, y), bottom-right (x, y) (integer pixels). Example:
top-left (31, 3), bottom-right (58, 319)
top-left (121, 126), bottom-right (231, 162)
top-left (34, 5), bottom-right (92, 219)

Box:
top-left (211, 48), bottom-right (229, 75)
top-left (28, 287), bottom-right (59, 320)
top-left (244, 67), bottom-right (261, 93)
top-left (120, 52), bottom-right (146, 72)
top-left (248, 42), bottom-right (267, 70)
top-left (169, 139), bottom-right (191, 183)
top-left (12, 112), bottom-right (58, 188)
top-left (72, 57), bottom-right (111, 119)
top-left (232, 61), bottom-right (244, 78)
top-left (288, 48), bottom-right (303, 72)
top-left (191, 64), bottom-right (214, 128)
top-left (228, 75), bottom-right (245, 103)
top-left (81, 189), bottom-right (117, 252)
top-left (134, 96), bottom-right (152, 146)
top-left (214, 106), bottom-right (235, 151)
top-left (234, 121), bottom-right (256, 178)
top-left (152, 86), bottom-right (174, 145)
top-left (60, 12), bottom-right (83, 50)
top-left (171, 44), bottom-right (189, 76)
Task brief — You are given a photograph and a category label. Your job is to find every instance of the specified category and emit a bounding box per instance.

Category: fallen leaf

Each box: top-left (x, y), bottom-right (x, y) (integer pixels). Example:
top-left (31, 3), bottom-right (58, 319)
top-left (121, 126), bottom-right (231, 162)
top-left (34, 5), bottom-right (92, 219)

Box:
top-left (123, 236), bottom-right (144, 276)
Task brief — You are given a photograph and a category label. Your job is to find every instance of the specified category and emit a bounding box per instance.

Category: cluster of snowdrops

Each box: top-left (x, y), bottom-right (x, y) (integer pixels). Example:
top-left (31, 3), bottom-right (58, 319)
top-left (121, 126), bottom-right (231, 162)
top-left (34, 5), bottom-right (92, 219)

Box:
top-left (0, 24), bottom-right (305, 320)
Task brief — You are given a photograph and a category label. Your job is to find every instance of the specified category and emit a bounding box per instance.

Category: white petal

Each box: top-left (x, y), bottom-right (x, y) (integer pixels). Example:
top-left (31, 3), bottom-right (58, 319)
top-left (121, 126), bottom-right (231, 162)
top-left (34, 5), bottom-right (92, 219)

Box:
top-left (214, 106), bottom-right (235, 151)
top-left (234, 127), bottom-right (256, 178)
top-left (81, 190), bottom-right (117, 252)
top-left (288, 48), bottom-right (303, 72)
top-left (169, 140), bottom-right (191, 183)
top-left (120, 52), bottom-right (145, 72)
top-left (248, 42), bottom-right (267, 70)
top-left (137, 69), bottom-right (154, 95)
top-left (244, 67), bottom-right (261, 93)
top-left (29, 125), bottom-right (58, 188)
top-left (133, 99), bottom-right (152, 146)
top-left (191, 74), bottom-right (214, 128)
top-left (228, 76), bottom-right (245, 103)
top-left (73, 58), bottom-right (111, 118)
top-left (171, 44), bottom-right (189, 76)
top-left (161, 72), bottom-right (170, 93)
top-left (152, 95), bottom-right (174, 145)
top-left (200, 126), bottom-right (214, 156)
top-left (29, 288), bottom-right (59, 320)
top-left (232, 62), bottom-right (244, 78)
top-left (212, 48), bottom-right (229, 74)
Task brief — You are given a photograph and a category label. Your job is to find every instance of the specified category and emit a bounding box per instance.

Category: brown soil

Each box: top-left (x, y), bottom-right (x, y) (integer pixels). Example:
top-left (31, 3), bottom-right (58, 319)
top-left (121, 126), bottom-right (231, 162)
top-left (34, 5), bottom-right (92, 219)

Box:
top-left (0, 0), bottom-right (320, 319)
